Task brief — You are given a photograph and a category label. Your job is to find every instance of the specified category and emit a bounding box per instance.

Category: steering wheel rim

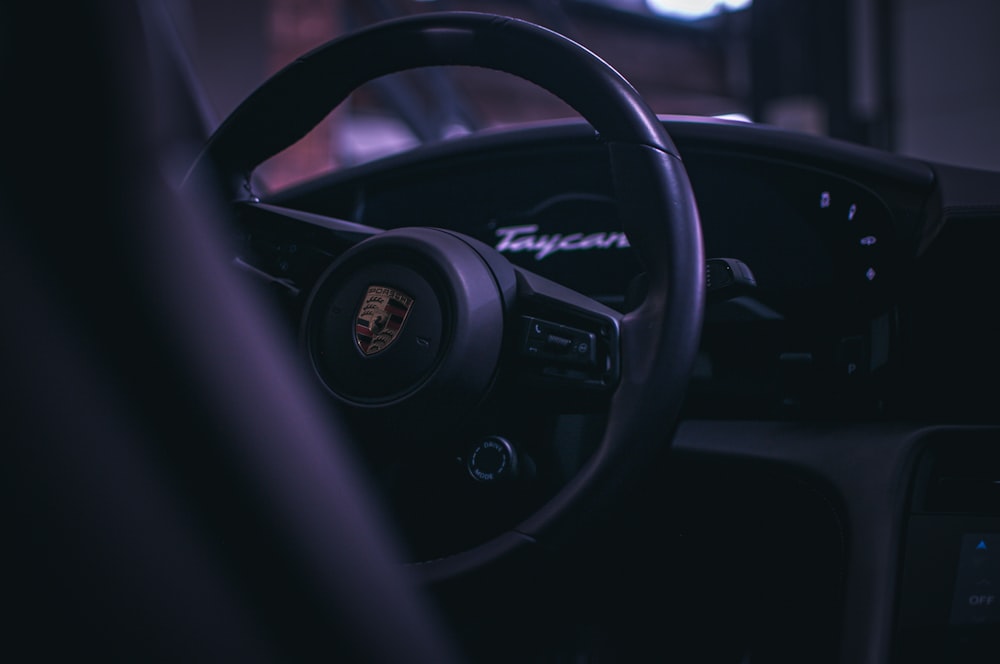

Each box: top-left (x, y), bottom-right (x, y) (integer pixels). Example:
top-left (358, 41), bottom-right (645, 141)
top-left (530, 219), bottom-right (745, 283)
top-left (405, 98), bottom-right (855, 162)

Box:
top-left (189, 11), bottom-right (704, 581)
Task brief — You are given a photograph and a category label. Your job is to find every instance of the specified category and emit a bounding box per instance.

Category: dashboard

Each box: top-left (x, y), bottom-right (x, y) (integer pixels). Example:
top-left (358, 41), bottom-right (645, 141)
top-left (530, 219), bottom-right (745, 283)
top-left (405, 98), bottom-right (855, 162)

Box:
top-left (261, 117), bottom-right (941, 421)
top-left (236, 115), bottom-right (1000, 663)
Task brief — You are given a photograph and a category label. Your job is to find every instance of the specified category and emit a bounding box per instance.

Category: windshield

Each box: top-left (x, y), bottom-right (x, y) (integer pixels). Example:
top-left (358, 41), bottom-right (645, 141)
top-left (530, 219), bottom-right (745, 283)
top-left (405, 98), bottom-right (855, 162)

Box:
top-left (171, 0), bottom-right (999, 191)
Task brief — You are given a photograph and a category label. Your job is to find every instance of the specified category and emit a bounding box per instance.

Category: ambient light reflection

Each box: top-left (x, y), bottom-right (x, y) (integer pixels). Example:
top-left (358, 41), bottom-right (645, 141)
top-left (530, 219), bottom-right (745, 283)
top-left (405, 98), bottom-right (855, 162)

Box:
top-left (646, 0), bottom-right (752, 20)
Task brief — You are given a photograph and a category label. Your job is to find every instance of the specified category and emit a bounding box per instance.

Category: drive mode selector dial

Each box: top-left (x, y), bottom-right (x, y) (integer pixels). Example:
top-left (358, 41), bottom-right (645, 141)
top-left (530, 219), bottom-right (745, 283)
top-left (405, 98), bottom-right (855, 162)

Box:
top-left (467, 437), bottom-right (519, 483)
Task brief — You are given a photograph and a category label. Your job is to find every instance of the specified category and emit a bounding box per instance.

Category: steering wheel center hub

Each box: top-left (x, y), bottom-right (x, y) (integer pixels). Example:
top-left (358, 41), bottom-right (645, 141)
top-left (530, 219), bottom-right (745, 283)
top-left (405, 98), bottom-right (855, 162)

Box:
top-left (302, 227), bottom-right (508, 417)
top-left (313, 262), bottom-right (445, 403)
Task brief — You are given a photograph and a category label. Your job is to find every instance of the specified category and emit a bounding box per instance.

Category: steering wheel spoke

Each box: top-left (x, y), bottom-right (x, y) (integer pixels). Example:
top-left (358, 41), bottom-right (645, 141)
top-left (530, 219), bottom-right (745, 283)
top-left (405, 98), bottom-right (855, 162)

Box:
top-left (503, 266), bottom-right (622, 409)
top-left (238, 201), bottom-right (383, 242)
top-left (230, 199), bottom-right (384, 303)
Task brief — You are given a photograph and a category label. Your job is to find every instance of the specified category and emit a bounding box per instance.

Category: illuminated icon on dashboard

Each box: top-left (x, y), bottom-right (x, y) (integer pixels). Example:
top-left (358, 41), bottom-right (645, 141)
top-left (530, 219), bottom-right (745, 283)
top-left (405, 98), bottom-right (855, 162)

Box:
top-left (354, 285), bottom-right (414, 356)
top-left (978, 540), bottom-right (989, 551)
top-left (860, 236), bottom-right (877, 246)
top-left (848, 204), bottom-right (857, 220)
top-left (819, 191), bottom-right (831, 208)
top-left (865, 268), bottom-right (877, 281)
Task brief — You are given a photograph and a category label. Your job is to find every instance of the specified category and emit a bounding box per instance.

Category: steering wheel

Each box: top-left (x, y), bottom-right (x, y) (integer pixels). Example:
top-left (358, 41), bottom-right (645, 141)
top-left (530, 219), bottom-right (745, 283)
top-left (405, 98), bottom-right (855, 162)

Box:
top-left (189, 12), bottom-right (704, 580)
top-left (7, 5), bottom-right (702, 661)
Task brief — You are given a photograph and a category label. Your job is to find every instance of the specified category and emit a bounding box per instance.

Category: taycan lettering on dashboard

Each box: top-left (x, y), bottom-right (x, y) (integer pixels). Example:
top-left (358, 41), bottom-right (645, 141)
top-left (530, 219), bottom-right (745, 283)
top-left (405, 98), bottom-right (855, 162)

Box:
top-left (494, 224), bottom-right (630, 261)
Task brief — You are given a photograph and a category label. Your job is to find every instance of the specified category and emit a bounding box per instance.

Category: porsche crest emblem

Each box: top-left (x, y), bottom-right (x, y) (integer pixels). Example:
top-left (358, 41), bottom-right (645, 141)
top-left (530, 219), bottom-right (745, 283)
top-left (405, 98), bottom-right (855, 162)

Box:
top-left (354, 285), bottom-right (414, 356)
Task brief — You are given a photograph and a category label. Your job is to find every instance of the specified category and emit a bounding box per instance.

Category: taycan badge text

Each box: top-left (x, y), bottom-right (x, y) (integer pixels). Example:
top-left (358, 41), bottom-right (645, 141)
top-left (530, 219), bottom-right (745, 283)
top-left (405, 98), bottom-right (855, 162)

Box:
top-left (494, 224), bottom-right (629, 260)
